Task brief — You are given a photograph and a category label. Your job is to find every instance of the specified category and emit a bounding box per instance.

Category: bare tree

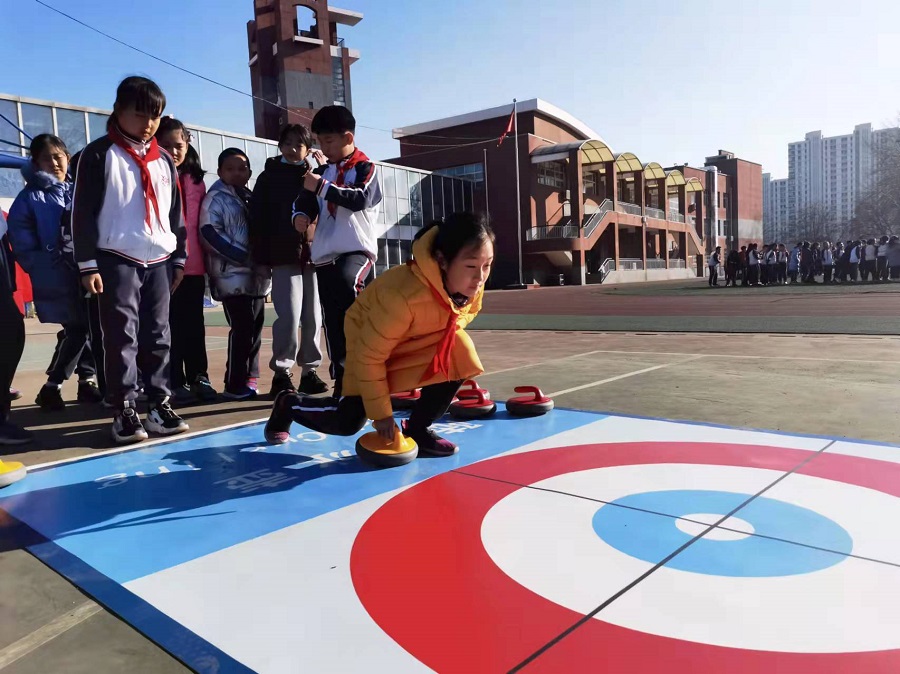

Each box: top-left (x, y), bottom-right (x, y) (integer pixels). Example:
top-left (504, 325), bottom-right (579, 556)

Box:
top-left (854, 127), bottom-right (900, 237)
top-left (793, 203), bottom-right (839, 242)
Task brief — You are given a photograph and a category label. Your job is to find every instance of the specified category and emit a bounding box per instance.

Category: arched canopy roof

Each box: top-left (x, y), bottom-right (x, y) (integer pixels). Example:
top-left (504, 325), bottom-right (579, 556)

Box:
top-left (665, 169), bottom-right (686, 187)
top-left (531, 139), bottom-right (615, 165)
top-left (685, 177), bottom-right (704, 193)
top-left (615, 152), bottom-right (643, 173)
top-left (643, 162), bottom-right (666, 180)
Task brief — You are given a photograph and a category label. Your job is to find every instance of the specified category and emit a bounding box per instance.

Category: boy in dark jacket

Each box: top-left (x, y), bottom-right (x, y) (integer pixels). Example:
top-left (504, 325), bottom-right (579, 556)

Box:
top-left (250, 125), bottom-right (327, 396)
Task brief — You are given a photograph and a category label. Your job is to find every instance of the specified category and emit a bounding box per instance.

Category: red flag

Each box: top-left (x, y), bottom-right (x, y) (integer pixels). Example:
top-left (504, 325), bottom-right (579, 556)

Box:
top-left (498, 107), bottom-right (515, 147)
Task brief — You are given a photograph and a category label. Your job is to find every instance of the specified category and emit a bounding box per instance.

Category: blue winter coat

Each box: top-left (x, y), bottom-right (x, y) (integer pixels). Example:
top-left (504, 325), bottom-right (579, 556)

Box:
top-left (6, 165), bottom-right (78, 324)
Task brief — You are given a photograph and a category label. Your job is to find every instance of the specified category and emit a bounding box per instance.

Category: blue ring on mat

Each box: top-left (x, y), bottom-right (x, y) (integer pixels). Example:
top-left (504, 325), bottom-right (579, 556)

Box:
top-left (592, 489), bottom-right (853, 577)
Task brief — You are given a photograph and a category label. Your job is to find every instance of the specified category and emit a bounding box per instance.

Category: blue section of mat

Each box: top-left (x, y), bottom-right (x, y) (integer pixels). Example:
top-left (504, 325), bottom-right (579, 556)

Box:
top-left (0, 407), bottom-right (599, 584)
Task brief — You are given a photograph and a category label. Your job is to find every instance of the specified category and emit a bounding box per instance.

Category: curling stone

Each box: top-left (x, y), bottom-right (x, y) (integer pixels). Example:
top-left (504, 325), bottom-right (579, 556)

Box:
top-left (458, 379), bottom-right (490, 399)
top-left (0, 460), bottom-right (26, 488)
top-left (391, 389), bottom-right (422, 411)
top-left (505, 386), bottom-right (554, 417)
top-left (449, 389), bottom-right (497, 420)
top-left (355, 430), bottom-right (418, 468)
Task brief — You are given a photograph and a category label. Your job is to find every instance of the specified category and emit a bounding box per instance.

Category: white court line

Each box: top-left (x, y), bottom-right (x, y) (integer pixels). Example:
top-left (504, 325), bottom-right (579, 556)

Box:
top-left (580, 349), bottom-right (900, 364)
top-left (27, 417), bottom-right (268, 471)
top-left (0, 601), bottom-right (103, 669)
top-left (546, 355), bottom-right (706, 398)
top-left (481, 349), bottom-right (614, 378)
top-left (479, 348), bottom-right (900, 378)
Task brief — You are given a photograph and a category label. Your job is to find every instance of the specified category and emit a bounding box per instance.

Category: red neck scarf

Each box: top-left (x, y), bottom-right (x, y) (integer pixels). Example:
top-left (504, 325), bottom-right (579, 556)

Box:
top-left (327, 148), bottom-right (369, 218)
top-left (109, 125), bottom-right (162, 232)
top-left (408, 259), bottom-right (457, 380)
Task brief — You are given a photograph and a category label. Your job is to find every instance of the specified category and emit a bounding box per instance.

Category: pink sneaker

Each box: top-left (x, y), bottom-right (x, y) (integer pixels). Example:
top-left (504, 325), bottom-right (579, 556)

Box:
top-left (246, 377), bottom-right (259, 393)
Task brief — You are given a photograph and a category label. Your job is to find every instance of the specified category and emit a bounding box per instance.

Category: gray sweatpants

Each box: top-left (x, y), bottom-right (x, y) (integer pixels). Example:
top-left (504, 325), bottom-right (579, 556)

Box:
top-left (270, 264), bottom-right (323, 375)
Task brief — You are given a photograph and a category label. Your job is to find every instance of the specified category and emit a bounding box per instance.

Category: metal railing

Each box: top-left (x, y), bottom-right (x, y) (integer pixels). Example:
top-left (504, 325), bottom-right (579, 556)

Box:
top-left (526, 223), bottom-right (579, 240)
top-left (668, 210), bottom-right (686, 223)
top-left (645, 207), bottom-right (666, 220)
top-left (669, 258), bottom-right (686, 269)
top-left (646, 259), bottom-right (667, 270)
top-left (583, 199), bottom-right (613, 238)
top-left (617, 201), bottom-right (642, 216)
top-left (618, 258), bottom-right (644, 271)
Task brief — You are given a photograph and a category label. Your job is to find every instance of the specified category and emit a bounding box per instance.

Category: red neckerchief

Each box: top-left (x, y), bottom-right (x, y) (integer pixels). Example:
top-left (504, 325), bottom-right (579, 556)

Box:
top-left (327, 148), bottom-right (369, 218)
top-left (109, 125), bottom-right (162, 232)
top-left (408, 259), bottom-right (457, 380)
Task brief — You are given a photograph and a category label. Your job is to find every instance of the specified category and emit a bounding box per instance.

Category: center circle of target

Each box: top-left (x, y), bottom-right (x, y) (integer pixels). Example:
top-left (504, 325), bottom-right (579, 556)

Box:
top-left (675, 514), bottom-right (754, 539)
top-left (591, 489), bottom-right (854, 577)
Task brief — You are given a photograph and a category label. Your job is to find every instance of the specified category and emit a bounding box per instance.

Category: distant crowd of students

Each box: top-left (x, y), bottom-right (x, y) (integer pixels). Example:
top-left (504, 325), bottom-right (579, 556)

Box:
top-left (707, 238), bottom-right (900, 287)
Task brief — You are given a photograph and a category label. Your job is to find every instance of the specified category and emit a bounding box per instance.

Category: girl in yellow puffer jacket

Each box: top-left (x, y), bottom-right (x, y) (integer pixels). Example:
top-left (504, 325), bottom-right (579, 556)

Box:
top-left (264, 212), bottom-right (494, 457)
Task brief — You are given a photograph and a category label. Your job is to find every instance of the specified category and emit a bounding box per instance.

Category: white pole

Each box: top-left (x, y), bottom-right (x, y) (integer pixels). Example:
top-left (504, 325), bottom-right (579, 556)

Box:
top-left (483, 147), bottom-right (490, 225)
top-left (513, 99), bottom-right (523, 285)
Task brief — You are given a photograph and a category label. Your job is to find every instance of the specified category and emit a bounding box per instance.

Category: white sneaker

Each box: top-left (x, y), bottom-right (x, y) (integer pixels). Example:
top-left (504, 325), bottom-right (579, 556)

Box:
top-left (111, 403), bottom-right (149, 445)
top-left (145, 399), bottom-right (189, 436)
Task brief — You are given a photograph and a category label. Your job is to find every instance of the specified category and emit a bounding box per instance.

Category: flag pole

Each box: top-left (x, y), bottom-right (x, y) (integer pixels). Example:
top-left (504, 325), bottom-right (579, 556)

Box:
top-left (483, 147), bottom-right (491, 225)
top-left (513, 98), bottom-right (523, 286)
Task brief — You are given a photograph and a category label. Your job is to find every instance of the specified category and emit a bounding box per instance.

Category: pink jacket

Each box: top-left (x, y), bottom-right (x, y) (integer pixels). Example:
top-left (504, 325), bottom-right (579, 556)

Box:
top-left (181, 174), bottom-right (207, 275)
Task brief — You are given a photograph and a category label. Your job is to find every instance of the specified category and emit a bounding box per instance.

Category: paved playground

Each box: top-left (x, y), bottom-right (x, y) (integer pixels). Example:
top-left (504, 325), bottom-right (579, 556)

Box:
top-left (1, 279), bottom-right (899, 673)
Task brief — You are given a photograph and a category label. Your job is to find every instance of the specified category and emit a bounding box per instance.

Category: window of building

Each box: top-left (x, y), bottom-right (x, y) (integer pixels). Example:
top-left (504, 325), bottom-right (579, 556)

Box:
top-left (537, 161), bottom-right (565, 190)
top-left (55, 108), bottom-right (87, 154)
top-left (0, 99), bottom-right (20, 154)
top-left (87, 112), bottom-right (109, 142)
top-left (295, 7), bottom-right (318, 38)
top-left (331, 57), bottom-right (346, 106)
top-left (408, 171), bottom-right (424, 227)
top-left (436, 163), bottom-right (484, 185)
top-left (199, 131), bottom-right (223, 185)
top-left (583, 170), bottom-right (599, 196)
top-left (21, 103), bottom-right (52, 141)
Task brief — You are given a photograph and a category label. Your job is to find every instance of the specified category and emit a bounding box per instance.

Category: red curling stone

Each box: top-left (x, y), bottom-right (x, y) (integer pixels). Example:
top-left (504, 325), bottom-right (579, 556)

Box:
top-left (505, 386), bottom-right (554, 417)
top-left (390, 389), bottom-right (422, 411)
top-left (458, 379), bottom-right (490, 399)
top-left (449, 389), bottom-right (497, 420)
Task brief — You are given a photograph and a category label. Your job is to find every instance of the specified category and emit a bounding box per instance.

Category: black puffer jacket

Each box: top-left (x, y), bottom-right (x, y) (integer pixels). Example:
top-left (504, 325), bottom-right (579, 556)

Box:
top-left (249, 156), bottom-right (320, 268)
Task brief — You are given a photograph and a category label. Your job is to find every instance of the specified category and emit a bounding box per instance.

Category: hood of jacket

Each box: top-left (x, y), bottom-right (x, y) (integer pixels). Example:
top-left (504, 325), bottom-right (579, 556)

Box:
top-left (20, 162), bottom-right (69, 193)
top-left (409, 226), bottom-right (464, 316)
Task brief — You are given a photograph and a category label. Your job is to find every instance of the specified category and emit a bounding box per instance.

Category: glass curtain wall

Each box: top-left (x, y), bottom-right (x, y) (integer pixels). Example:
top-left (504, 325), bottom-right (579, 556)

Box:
top-left (0, 95), bottom-right (476, 280)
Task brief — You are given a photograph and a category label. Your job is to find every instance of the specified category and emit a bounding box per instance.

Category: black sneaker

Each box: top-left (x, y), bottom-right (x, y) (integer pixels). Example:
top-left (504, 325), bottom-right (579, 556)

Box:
top-left (401, 421), bottom-right (459, 457)
top-left (145, 399), bottom-right (189, 436)
top-left (35, 385), bottom-right (66, 411)
top-left (270, 372), bottom-right (296, 396)
top-left (112, 403), bottom-right (149, 445)
top-left (264, 390), bottom-right (298, 445)
top-left (0, 421), bottom-right (33, 446)
top-left (190, 376), bottom-right (219, 403)
top-left (76, 379), bottom-right (103, 404)
top-left (222, 385), bottom-right (258, 401)
top-left (9, 388), bottom-right (21, 401)
top-left (172, 385), bottom-right (194, 405)
top-left (298, 369), bottom-right (329, 394)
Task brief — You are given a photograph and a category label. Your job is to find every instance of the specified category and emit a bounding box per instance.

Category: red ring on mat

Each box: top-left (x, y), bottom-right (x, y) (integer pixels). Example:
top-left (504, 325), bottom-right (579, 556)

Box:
top-left (350, 441), bottom-right (900, 672)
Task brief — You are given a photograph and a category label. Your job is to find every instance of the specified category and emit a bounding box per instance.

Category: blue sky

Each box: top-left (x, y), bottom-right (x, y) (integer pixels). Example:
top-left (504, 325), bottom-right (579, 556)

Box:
top-left (2, 0), bottom-right (899, 176)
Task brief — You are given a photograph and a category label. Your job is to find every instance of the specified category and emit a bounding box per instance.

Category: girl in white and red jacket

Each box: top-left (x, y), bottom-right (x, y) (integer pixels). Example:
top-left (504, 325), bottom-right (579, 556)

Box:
top-left (72, 76), bottom-right (188, 445)
top-left (155, 117), bottom-right (216, 403)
